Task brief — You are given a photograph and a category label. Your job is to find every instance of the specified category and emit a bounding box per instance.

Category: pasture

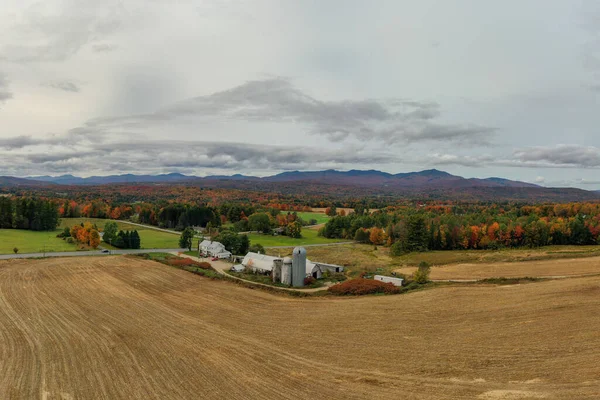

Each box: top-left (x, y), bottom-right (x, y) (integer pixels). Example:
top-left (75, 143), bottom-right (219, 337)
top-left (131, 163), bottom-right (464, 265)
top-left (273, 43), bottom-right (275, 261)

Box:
top-left (60, 218), bottom-right (180, 249)
top-left (296, 211), bottom-right (330, 224)
top-left (247, 228), bottom-right (348, 247)
top-left (0, 229), bottom-right (78, 254)
top-left (0, 256), bottom-right (598, 399)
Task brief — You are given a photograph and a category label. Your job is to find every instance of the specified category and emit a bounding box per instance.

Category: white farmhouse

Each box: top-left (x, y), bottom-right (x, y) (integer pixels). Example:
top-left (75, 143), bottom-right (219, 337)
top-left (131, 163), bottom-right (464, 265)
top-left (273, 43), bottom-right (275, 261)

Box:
top-left (198, 240), bottom-right (232, 259)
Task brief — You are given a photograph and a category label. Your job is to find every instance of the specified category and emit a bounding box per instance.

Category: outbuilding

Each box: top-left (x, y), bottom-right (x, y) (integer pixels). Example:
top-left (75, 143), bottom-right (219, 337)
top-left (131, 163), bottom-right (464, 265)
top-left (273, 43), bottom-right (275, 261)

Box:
top-left (374, 275), bottom-right (404, 287)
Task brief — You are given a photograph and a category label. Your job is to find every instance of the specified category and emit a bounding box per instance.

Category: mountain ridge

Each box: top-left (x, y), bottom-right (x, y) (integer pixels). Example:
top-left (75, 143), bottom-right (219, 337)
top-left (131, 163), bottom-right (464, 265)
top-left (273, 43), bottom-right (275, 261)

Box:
top-left (18, 169), bottom-right (540, 189)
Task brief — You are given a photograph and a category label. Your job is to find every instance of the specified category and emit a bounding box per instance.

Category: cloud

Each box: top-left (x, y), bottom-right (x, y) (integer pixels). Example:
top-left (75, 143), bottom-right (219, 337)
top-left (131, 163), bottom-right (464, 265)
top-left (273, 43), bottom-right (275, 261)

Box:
top-left (43, 80), bottom-right (80, 92)
top-left (513, 145), bottom-right (600, 168)
top-left (91, 43), bottom-right (118, 52)
top-left (0, 1), bottom-right (123, 63)
top-left (0, 136), bottom-right (38, 149)
top-left (430, 145), bottom-right (600, 170)
top-left (68, 78), bottom-right (496, 146)
top-left (0, 74), bottom-right (13, 104)
top-left (2, 140), bottom-right (396, 176)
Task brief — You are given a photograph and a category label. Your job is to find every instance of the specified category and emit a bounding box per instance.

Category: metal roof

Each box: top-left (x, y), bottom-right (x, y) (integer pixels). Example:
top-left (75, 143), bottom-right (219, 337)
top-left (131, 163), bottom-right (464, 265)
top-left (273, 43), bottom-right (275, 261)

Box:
top-left (242, 252), bottom-right (281, 272)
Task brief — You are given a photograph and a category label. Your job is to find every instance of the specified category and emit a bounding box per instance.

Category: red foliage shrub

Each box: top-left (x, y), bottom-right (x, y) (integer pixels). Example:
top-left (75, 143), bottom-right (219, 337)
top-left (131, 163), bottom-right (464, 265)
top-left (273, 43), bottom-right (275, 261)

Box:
top-left (304, 276), bottom-right (316, 286)
top-left (196, 261), bottom-right (212, 270)
top-left (328, 278), bottom-right (400, 296)
top-left (168, 258), bottom-right (212, 269)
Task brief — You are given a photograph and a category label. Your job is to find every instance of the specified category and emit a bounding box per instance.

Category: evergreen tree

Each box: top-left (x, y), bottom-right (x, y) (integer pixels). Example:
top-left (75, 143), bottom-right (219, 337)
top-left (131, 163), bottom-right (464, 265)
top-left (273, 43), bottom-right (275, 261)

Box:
top-left (130, 230), bottom-right (141, 249)
top-left (406, 215), bottom-right (429, 252)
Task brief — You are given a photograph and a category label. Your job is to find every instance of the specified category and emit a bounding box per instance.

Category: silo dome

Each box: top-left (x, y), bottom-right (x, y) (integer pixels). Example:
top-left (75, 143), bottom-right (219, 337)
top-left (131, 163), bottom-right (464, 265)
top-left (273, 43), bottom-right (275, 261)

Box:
top-left (283, 257), bottom-right (293, 264)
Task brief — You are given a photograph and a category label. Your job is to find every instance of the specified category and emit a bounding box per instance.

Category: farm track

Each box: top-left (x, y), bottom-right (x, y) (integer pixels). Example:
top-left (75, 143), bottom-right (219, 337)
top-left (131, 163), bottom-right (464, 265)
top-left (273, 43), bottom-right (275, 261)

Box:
top-left (0, 256), bottom-right (599, 399)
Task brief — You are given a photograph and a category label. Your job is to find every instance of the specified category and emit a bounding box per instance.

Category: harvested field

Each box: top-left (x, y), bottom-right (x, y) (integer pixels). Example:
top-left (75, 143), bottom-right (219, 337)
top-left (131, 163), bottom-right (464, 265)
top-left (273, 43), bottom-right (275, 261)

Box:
top-left (396, 256), bottom-right (600, 280)
top-left (1, 256), bottom-right (599, 399)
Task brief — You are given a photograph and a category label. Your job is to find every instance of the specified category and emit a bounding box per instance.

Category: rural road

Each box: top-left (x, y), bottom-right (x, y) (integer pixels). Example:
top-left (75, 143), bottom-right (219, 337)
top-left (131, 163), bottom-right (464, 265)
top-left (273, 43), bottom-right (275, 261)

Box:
top-left (174, 252), bottom-right (330, 292)
top-left (0, 248), bottom-right (188, 260)
top-left (113, 220), bottom-right (181, 235)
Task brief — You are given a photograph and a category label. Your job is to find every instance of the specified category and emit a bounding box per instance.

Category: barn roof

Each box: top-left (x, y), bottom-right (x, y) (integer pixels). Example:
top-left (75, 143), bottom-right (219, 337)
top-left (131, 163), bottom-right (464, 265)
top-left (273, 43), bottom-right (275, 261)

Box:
top-left (242, 252), bottom-right (281, 272)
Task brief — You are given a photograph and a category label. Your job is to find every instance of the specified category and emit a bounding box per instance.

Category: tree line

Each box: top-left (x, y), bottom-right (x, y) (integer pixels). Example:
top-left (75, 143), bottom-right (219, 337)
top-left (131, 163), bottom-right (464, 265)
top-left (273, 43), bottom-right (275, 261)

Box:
top-left (0, 197), bottom-right (59, 231)
top-left (320, 204), bottom-right (600, 254)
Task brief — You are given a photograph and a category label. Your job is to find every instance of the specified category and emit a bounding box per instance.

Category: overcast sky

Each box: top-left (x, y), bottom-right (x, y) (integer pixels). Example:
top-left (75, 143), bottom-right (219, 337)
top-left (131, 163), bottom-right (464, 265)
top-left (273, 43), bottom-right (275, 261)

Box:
top-left (0, 0), bottom-right (599, 188)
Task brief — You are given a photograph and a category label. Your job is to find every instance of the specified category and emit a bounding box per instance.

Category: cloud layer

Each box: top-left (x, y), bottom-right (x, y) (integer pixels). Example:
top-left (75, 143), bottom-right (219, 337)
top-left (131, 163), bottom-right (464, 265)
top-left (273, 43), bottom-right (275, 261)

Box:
top-left (0, 0), bottom-right (599, 189)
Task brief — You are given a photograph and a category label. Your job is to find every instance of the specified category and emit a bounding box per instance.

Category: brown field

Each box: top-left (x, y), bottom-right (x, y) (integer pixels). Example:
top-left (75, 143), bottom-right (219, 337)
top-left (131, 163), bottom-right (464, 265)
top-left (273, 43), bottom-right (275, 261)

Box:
top-left (267, 244), bottom-right (600, 278)
top-left (1, 256), bottom-right (599, 399)
top-left (396, 256), bottom-right (600, 280)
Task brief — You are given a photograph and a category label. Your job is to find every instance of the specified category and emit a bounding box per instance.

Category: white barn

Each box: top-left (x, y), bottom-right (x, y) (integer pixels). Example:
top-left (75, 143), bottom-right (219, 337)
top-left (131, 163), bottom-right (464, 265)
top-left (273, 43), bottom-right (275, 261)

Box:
top-left (242, 252), bottom-right (279, 273)
top-left (198, 240), bottom-right (232, 259)
top-left (374, 275), bottom-right (404, 287)
top-left (241, 251), bottom-right (343, 281)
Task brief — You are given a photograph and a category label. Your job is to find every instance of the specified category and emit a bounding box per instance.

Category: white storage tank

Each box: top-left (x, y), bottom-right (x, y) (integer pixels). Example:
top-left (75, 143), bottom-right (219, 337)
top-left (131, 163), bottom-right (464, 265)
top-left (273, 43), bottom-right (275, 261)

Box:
top-left (281, 257), bottom-right (293, 285)
top-left (272, 259), bottom-right (283, 283)
top-left (292, 247), bottom-right (307, 287)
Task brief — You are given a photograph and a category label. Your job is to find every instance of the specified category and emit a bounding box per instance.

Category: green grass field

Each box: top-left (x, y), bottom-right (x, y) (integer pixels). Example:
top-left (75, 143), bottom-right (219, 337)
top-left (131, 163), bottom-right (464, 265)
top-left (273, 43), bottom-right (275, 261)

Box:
top-left (296, 212), bottom-right (330, 225)
top-left (247, 228), bottom-right (347, 247)
top-left (0, 229), bottom-right (78, 254)
top-left (60, 218), bottom-right (180, 249)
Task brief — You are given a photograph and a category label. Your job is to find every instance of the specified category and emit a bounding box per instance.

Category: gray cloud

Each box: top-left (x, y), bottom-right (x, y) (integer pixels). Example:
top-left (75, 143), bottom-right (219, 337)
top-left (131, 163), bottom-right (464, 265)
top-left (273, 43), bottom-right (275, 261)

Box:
top-left (0, 74), bottom-right (12, 104)
top-left (73, 78), bottom-right (496, 145)
top-left (0, 136), bottom-right (38, 149)
top-left (6, 139), bottom-right (396, 175)
top-left (430, 145), bottom-right (600, 169)
top-left (43, 80), bottom-right (80, 93)
top-left (91, 43), bottom-right (118, 52)
top-left (514, 145), bottom-right (600, 168)
top-left (0, 0), bottom-right (123, 63)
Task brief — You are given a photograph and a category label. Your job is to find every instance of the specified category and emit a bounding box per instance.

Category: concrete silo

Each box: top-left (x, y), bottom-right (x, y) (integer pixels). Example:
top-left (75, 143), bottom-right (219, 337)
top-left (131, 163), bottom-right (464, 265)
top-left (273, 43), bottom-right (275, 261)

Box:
top-left (292, 247), bottom-right (307, 287)
top-left (272, 259), bottom-right (283, 283)
top-left (281, 257), bottom-right (293, 285)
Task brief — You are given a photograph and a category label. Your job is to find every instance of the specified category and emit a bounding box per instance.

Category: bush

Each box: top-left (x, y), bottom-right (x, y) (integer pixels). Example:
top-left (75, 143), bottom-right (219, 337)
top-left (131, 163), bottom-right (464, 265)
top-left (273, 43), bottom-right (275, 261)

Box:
top-left (167, 258), bottom-right (212, 269)
top-left (413, 261), bottom-right (431, 284)
top-left (328, 278), bottom-right (401, 296)
top-left (304, 276), bottom-right (316, 286)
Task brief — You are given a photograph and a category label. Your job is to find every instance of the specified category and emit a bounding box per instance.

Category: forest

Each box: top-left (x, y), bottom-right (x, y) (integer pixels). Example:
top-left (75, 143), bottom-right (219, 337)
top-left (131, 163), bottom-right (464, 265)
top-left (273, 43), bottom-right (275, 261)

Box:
top-left (320, 203), bottom-right (600, 253)
top-left (0, 197), bottom-right (59, 231)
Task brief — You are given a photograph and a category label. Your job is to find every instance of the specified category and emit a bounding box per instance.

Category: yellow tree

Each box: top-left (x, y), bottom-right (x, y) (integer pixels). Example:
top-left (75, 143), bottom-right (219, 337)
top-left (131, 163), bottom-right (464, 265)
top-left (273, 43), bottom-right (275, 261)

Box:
top-left (89, 229), bottom-right (101, 248)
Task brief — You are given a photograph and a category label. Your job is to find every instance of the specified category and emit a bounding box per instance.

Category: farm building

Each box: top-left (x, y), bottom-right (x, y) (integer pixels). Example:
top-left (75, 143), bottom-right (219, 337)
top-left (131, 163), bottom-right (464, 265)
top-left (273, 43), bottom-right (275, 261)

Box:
top-left (374, 275), bottom-right (404, 287)
top-left (241, 247), bottom-right (344, 286)
top-left (198, 240), bottom-right (232, 259)
top-left (241, 252), bottom-right (280, 273)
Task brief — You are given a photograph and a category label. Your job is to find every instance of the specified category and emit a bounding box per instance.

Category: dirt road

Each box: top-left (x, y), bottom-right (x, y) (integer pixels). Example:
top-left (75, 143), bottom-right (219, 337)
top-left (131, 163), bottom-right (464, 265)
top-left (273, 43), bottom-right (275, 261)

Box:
top-left (1, 256), bottom-right (599, 399)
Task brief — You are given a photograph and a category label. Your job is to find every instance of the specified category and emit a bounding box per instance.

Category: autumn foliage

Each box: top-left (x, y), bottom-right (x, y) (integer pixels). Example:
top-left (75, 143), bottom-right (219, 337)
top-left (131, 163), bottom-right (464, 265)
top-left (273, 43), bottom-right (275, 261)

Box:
top-left (70, 222), bottom-right (101, 249)
top-left (328, 278), bottom-right (401, 296)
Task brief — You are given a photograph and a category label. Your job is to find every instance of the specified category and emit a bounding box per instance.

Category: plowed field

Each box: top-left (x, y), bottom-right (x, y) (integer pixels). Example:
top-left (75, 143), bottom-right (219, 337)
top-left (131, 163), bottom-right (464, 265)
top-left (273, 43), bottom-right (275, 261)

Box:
top-left (396, 256), bottom-right (600, 280)
top-left (1, 256), bottom-right (599, 399)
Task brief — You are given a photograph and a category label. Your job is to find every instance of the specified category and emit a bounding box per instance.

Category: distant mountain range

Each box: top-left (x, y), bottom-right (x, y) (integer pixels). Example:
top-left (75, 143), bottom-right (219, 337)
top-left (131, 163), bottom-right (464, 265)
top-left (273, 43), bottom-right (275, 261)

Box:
top-left (19, 169), bottom-right (540, 188)
top-left (0, 169), bottom-right (596, 202)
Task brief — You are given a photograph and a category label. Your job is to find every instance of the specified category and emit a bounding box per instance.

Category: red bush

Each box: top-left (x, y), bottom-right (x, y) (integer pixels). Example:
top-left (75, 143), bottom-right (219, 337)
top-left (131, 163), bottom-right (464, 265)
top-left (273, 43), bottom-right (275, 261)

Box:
top-left (328, 278), bottom-right (400, 296)
top-left (168, 258), bottom-right (212, 269)
top-left (304, 276), bottom-right (316, 286)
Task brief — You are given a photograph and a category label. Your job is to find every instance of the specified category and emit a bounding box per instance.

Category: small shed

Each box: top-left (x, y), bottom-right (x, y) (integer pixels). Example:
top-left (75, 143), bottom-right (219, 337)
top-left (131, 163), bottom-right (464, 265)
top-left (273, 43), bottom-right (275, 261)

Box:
top-left (374, 275), bottom-right (404, 287)
top-left (230, 265), bottom-right (245, 273)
